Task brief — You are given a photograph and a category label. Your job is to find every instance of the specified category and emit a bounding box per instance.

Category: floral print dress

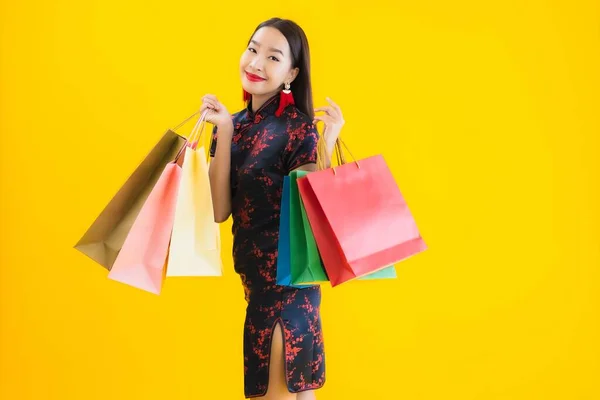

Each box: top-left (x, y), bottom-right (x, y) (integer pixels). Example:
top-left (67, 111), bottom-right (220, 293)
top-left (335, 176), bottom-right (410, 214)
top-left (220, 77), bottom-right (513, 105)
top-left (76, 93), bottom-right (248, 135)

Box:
top-left (209, 93), bottom-right (326, 398)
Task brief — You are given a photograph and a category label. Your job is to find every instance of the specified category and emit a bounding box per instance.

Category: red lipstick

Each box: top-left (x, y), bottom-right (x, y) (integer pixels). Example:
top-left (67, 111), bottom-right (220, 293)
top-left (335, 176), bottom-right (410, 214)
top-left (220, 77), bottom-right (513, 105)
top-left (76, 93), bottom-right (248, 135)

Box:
top-left (245, 72), bottom-right (266, 82)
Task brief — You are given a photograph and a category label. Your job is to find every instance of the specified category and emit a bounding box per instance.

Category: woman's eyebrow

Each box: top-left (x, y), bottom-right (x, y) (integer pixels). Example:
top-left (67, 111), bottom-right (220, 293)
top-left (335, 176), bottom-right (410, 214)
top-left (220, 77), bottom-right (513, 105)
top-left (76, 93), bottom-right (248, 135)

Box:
top-left (250, 40), bottom-right (284, 56)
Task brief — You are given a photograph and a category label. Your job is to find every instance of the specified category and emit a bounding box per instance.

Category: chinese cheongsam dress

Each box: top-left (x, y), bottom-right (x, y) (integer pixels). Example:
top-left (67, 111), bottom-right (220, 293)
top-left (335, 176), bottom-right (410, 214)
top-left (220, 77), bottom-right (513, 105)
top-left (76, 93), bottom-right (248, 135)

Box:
top-left (209, 93), bottom-right (326, 398)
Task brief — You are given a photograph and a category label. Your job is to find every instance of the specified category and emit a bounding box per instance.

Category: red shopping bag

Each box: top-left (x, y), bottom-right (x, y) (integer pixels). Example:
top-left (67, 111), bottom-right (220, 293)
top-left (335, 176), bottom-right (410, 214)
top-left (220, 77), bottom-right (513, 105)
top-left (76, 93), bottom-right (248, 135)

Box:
top-left (297, 141), bottom-right (426, 287)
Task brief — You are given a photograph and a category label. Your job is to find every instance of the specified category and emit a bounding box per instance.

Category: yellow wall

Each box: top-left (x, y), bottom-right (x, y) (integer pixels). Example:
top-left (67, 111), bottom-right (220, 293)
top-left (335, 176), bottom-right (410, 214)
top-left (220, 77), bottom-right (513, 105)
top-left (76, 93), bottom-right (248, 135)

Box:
top-left (1, 1), bottom-right (599, 399)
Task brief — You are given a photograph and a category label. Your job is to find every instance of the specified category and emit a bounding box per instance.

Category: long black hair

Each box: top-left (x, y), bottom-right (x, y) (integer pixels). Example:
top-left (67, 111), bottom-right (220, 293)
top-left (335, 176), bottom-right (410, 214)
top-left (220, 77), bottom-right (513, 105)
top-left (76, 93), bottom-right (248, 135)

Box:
top-left (247, 18), bottom-right (314, 120)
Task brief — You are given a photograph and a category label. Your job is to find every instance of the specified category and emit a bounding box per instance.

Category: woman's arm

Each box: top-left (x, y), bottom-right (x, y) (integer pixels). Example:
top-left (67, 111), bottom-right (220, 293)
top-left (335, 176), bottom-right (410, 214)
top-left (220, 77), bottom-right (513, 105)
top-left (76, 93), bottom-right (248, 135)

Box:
top-left (200, 94), bottom-right (235, 223)
top-left (208, 123), bottom-right (233, 223)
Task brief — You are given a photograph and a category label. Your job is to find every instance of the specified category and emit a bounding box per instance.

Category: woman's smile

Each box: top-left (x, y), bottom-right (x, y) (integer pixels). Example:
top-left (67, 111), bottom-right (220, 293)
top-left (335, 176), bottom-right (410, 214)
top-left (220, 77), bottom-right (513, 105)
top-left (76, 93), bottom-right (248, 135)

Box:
top-left (245, 71), bottom-right (266, 82)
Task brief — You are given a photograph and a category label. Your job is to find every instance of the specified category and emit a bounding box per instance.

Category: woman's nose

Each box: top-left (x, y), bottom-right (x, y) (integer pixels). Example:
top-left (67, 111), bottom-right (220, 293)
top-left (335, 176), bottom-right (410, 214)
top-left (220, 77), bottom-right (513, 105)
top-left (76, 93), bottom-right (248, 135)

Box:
top-left (249, 58), bottom-right (264, 71)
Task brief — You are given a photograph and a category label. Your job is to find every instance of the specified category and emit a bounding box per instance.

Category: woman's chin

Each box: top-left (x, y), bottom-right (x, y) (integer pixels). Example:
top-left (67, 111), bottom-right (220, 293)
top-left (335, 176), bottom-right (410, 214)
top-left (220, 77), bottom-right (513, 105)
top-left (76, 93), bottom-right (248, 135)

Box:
top-left (243, 82), bottom-right (278, 99)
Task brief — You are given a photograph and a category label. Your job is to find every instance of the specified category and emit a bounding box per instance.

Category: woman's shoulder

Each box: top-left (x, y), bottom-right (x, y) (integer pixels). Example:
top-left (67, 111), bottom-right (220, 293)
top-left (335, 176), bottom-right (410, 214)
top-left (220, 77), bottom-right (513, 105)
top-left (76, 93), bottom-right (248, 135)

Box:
top-left (231, 108), bottom-right (248, 124)
top-left (281, 104), bottom-right (314, 127)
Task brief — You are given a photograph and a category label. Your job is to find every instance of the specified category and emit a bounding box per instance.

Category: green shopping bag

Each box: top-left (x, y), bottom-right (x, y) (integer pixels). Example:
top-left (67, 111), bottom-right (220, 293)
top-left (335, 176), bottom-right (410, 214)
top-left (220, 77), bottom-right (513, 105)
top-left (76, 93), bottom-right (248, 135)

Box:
top-left (289, 170), bottom-right (329, 285)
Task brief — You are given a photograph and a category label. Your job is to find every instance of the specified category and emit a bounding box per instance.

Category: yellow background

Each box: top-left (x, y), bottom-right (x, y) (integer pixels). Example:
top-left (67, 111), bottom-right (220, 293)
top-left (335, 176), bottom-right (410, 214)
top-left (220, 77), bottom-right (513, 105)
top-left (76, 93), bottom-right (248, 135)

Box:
top-left (1, 1), bottom-right (599, 399)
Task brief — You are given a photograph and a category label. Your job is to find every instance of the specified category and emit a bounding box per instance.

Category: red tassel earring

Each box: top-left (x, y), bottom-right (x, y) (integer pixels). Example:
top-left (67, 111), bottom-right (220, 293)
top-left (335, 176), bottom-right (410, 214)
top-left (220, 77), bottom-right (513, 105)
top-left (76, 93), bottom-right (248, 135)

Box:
top-left (275, 82), bottom-right (294, 117)
top-left (243, 89), bottom-right (251, 102)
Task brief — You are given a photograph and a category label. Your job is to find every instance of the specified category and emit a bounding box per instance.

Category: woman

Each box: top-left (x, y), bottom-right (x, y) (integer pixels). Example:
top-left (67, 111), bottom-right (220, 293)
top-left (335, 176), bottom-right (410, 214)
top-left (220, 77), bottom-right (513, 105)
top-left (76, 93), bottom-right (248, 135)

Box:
top-left (200, 17), bottom-right (344, 399)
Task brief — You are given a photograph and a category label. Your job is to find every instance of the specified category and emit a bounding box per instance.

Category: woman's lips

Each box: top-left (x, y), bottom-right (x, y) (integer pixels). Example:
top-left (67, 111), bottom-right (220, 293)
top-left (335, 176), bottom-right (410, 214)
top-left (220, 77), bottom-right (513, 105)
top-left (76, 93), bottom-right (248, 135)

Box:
top-left (245, 72), bottom-right (266, 82)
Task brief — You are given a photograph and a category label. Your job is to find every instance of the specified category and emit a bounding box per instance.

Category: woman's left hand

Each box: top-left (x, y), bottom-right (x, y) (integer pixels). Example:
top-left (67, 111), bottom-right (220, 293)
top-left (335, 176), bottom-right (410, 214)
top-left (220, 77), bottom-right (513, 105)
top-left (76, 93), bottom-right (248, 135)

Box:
top-left (314, 97), bottom-right (345, 145)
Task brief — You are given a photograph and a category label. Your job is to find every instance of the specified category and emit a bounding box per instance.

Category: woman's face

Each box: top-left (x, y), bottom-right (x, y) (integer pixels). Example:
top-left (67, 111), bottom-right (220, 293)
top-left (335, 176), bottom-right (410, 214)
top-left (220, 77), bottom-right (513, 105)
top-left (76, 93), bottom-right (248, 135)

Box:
top-left (240, 26), bottom-right (299, 98)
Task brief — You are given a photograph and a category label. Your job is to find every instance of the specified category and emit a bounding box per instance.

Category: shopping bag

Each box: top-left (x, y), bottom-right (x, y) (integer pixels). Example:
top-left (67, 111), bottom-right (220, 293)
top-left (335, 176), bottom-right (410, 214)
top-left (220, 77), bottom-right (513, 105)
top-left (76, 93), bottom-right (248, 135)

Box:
top-left (295, 173), bottom-right (397, 283)
top-left (105, 113), bottom-right (202, 294)
top-left (74, 113), bottom-right (197, 270)
top-left (331, 142), bottom-right (397, 282)
top-left (297, 140), bottom-right (427, 287)
top-left (276, 176), bottom-right (312, 288)
top-left (289, 170), bottom-right (328, 285)
top-left (166, 111), bottom-right (222, 277)
top-left (282, 142), bottom-right (395, 285)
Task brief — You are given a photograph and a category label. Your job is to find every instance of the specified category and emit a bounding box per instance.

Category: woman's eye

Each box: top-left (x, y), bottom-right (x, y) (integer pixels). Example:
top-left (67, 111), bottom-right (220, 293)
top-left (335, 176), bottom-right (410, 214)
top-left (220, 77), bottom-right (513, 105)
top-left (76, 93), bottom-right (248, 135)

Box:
top-left (269, 56), bottom-right (280, 62)
top-left (248, 47), bottom-right (256, 53)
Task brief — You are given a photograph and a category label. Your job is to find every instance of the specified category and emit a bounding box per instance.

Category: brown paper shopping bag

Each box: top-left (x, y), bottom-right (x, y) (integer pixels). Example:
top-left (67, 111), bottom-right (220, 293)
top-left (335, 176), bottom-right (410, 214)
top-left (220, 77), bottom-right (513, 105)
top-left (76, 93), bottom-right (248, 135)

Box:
top-left (74, 112), bottom-right (199, 270)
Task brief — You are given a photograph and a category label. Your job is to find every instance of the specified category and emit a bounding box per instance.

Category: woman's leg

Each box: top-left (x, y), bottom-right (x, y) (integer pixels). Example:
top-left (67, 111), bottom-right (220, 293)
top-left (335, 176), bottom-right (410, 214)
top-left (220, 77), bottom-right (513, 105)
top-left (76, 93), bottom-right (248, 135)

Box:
top-left (297, 391), bottom-right (316, 400)
top-left (261, 321), bottom-right (296, 400)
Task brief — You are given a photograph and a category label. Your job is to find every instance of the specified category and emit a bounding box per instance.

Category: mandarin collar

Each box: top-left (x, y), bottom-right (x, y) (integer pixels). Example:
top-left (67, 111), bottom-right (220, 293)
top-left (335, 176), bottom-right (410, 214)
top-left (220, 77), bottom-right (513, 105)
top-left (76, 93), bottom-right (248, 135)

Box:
top-left (244, 93), bottom-right (280, 124)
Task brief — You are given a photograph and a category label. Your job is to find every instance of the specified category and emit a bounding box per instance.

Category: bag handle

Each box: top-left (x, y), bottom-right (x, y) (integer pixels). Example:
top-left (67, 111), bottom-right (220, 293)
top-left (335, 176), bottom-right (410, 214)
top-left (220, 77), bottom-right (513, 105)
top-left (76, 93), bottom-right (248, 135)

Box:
top-left (335, 139), bottom-right (345, 166)
top-left (173, 110), bottom-right (210, 164)
top-left (192, 111), bottom-right (215, 164)
top-left (171, 108), bottom-right (215, 158)
top-left (335, 138), bottom-right (359, 165)
top-left (187, 110), bottom-right (210, 147)
top-left (316, 136), bottom-right (360, 174)
top-left (172, 110), bottom-right (201, 132)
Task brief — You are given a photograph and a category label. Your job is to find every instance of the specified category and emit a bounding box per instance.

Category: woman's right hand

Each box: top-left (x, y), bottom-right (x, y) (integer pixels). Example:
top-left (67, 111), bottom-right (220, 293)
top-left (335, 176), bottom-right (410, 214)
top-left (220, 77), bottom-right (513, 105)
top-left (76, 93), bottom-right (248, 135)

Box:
top-left (200, 94), bottom-right (233, 132)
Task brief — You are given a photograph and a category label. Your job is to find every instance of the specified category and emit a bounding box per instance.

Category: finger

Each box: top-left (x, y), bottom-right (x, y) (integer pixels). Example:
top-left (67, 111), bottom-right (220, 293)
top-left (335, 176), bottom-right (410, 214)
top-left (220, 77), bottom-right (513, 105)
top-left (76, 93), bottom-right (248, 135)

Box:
top-left (200, 103), bottom-right (215, 114)
top-left (326, 97), bottom-right (343, 117)
top-left (326, 97), bottom-right (340, 110)
top-left (314, 106), bottom-right (337, 117)
top-left (201, 109), bottom-right (216, 121)
top-left (204, 99), bottom-right (219, 111)
top-left (324, 104), bottom-right (341, 119)
top-left (313, 115), bottom-right (333, 125)
top-left (201, 96), bottom-right (219, 108)
top-left (204, 110), bottom-right (218, 124)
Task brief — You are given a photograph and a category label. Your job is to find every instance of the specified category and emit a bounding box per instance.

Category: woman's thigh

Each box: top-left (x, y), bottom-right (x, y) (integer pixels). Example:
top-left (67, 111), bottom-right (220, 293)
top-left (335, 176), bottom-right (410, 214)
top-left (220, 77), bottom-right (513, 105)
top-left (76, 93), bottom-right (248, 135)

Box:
top-left (260, 321), bottom-right (297, 400)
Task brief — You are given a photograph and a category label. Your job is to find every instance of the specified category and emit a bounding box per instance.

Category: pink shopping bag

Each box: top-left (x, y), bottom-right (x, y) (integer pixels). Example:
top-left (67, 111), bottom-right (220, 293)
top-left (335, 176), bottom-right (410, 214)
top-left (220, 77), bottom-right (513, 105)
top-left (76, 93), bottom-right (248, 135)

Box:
top-left (297, 140), bottom-right (427, 287)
